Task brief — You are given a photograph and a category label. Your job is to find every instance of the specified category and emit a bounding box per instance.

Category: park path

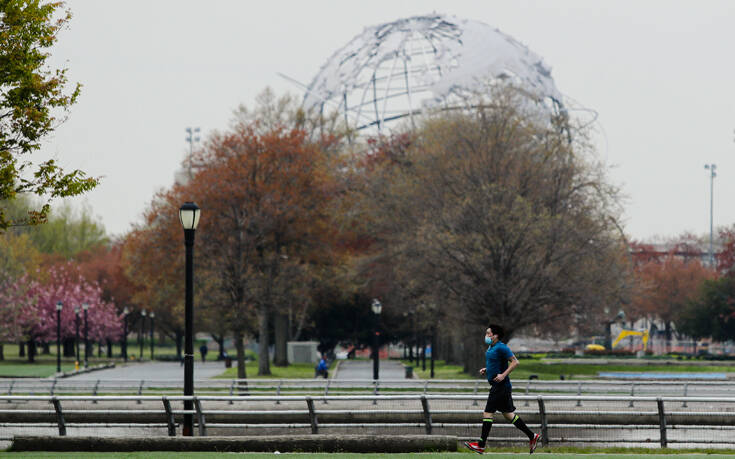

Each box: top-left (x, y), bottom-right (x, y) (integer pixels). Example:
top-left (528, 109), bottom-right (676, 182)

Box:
top-left (64, 360), bottom-right (228, 380)
top-left (334, 359), bottom-right (411, 380)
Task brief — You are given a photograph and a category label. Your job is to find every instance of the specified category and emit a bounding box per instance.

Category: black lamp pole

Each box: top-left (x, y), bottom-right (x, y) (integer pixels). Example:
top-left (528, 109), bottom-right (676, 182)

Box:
top-left (139, 310), bottom-right (146, 360)
top-left (150, 312), bottom-right (155, 360)
top-left (180, 201), bottom-right (200, 437)
top-left (371, 299), bottom-right (382, 381)
top-left (74, 306), bottom-right (80, 363)
top-left (56, 302), bottom-right (62, 373)
top-left (122, 307), bottom-right (129, 362)
top-left (83, 303), bottom-right (89, 369)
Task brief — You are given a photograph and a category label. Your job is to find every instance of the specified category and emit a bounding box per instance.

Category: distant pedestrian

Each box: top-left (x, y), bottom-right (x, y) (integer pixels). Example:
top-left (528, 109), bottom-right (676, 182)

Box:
top-left (464, 324), bottom-right (541, 455)
top-left (199, 344), bottom-right (208, 362)
top-left (314, 355), bottom-right (329, 379)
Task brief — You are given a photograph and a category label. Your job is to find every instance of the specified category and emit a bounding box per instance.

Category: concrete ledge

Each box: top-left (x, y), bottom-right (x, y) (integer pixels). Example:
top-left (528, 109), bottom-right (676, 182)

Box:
top-left (10, 435), bottom-right (458, 453)
top-left (55, 362), bottom-right (116, 379)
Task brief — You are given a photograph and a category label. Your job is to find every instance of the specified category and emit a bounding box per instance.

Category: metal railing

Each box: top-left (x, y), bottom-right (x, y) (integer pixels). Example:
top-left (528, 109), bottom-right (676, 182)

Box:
top-left (3, 378), bottom-right (735, 399)
top-left (2, 394), bottom-right (735, 448)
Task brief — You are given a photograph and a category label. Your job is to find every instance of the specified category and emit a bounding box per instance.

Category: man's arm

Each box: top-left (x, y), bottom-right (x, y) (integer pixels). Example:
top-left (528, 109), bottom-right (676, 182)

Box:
top-left (492, 355), bottom-right (519, 383)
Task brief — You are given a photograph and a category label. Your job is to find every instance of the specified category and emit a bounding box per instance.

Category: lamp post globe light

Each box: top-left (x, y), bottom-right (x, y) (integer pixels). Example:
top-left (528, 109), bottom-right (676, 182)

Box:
top-left (180, 201), bottom-right (200, 436)
top-left (139, 309), bottom-right (147, 360)
top-left (74, 305), bottom-right (80, 364)
top-left (56, 302), bottom-right (63, 373)
top-left (122, 307), bottom-right (129, 362)
top-left (82, 303), bottom-right (89, 369)
top-left (149, 312), bottom-right (156, 360)
top-left (371, 298), bottom-right (382, 381)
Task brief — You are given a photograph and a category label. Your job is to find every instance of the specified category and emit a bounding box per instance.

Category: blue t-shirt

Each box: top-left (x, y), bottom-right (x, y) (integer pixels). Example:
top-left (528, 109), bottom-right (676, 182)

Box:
top-left (485, 341), bottom-right (514, 389)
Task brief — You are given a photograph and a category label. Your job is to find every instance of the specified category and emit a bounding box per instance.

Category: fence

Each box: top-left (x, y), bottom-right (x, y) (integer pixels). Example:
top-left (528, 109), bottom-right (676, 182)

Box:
top-left (3, 378), bottom-right (735, 399)
top-left (1, 394), bottom-right (735, 448)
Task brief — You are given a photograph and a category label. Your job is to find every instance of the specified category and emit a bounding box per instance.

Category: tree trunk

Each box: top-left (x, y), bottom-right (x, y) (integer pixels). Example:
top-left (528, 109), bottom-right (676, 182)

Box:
top-left (107, 339), bottom-right (113, 358)
top-left (273, 312), bottom-right (288, 366)
top-left (235, 330), bottom-right (247, 379)
top-left (63, 338), bottom-right (75, 357)
top-left (98, 341), bottom-right (103, 357)
top-left (210, 334), bottom-right (225, 360)
top-left (0, 344), bottom-right (3, 361)
top-left (28, 340), bottom-right (36, 363)
top-left (257, 306), bottom-right (271, 375)
top-left (41, 342), bottom-right (50, 355)
top-left (19, 341), bottom-right (25, 357)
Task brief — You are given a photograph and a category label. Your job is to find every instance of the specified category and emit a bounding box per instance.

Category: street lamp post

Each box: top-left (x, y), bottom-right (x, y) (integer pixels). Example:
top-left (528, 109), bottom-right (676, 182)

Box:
top-left (74, 306), bottom-right (80, 364)
top-left (82, 303), bottom-right (89, 368)
top-left (180, 201), bottom-right (201, 436)
top-left (705, 164), bottom-right (717, 267)
top-left (122, 307), bottom-right (129, 362)
top-left (149, 312), bottom-right (156, 360)
top-left (56, 302), bottom-right (63, 373)
top-left (371, 298), bottom-right (382, 381)
top-left (139, 309), bottom-right (147, 360)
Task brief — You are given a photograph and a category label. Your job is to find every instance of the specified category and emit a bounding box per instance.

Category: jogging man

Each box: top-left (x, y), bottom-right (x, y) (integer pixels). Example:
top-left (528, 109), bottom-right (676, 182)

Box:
top-left (464, 324), bottom-right (541, 454)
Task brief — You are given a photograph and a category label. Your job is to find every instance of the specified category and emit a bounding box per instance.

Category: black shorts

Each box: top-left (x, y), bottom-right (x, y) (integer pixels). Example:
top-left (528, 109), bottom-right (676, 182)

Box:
top-left (484, 382), bottom-right (516, 413)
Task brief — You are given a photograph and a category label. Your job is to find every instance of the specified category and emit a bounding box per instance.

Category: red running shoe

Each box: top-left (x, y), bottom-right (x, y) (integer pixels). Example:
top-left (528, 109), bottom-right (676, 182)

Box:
top-left (464, 441), bottom-right (484, 454)
top-left (530, 433), bottom-right (541, 454)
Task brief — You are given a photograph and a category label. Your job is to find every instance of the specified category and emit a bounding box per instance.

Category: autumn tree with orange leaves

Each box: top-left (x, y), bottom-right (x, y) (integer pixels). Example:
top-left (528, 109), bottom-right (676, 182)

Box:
top-left (125, 110), bottom-right (341, 376)
top-left (192, 122), bottom-right (338, 376)
top-left (630, 253), bottom-right (714, 352)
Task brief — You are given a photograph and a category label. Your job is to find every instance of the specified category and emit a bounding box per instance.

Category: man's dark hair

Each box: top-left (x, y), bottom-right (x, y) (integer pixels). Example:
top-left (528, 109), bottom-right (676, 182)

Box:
top-left (488, 324), bottom-right (505, 341)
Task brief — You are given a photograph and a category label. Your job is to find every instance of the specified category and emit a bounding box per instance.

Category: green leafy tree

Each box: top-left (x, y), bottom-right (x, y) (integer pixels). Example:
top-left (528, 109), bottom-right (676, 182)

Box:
top-left (678, 276), bottom-right (735, 343)
top-left (0, 0), bottom-right (97, 230)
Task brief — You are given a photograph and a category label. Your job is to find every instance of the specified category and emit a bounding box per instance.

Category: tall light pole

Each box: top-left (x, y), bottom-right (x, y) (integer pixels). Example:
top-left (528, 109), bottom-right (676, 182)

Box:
top-left (74, 305), bottom-right (80, 364)
top-left (139, 309), bottom-right (147, 359)
top-left (82, 303), bottom-right (89, 369)
top-left (180, 201), bottom-right (201, 436)
top-left (371, 298), bottom-right (382, 381)
top-left (185, 127), bottom-right (201, 179)
top-left (149, 311), bottom-right (156, 360)
top-left (56, 302), bottom-right (63, 373)
top-left (705, 164), bottom-right (717, 267)
top-left (122, 307), bottom-right (129, 362)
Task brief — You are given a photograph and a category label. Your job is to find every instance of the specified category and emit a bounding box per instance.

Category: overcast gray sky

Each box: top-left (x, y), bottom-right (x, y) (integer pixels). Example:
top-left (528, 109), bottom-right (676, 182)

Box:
top-left (40, 0), bottom-right (735, 241)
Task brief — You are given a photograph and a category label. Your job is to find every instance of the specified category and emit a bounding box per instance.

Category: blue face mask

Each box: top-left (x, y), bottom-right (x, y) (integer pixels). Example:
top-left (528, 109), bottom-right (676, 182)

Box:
top-left (485, 336), bottom-right (493, 345)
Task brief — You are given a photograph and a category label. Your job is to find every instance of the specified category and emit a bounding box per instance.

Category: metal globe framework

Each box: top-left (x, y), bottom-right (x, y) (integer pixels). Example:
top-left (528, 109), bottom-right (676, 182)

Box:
top-left (304, 14), bottom-right (565, 134)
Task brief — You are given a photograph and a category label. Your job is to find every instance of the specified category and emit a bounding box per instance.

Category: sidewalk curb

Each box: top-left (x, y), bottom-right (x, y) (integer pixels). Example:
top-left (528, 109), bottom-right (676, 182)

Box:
top-left (331, 360), bottom-right (342, 379)
top-left (52, 362), bottom-right (115, 379)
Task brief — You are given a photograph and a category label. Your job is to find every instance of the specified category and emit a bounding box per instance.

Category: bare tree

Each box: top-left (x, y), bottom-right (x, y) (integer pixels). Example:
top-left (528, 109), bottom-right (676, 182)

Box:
top-left (356, 89), bottom-right (629, 370)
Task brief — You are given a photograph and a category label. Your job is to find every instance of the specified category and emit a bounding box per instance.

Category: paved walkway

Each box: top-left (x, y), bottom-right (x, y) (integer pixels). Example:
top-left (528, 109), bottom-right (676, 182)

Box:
top-left (65, 361), bottom-right (228, 380)
top-left (334, 359), bottom-right (411, 380)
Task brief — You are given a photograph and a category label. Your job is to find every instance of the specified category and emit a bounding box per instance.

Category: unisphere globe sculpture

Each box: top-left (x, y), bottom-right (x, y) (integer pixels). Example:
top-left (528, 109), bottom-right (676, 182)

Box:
top-left (304, 14), bottom-right (565, 134)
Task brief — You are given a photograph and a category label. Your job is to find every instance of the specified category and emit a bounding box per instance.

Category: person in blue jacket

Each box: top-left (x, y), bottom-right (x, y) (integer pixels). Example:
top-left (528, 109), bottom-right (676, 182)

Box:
top-left (464, 324), bottom-right (541, 455)
top-left (315, 355), bottom-right (329, 379)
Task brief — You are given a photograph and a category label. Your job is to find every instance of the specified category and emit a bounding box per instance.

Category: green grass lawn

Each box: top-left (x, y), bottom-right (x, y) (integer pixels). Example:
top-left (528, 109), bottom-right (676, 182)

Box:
top-left (216, 362), bottom-right (319, 379)
top-left (404, 360), bottom-right (475, 380)
top-left (0, 362), bottom-right (76, 378)
top-left (0, 341), bottom-right (228, 378)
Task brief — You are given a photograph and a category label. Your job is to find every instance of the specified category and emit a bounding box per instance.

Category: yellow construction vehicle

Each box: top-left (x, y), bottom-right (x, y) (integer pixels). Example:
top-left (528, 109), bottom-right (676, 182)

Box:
top-left (612, 329), bottom-right (650, 351)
